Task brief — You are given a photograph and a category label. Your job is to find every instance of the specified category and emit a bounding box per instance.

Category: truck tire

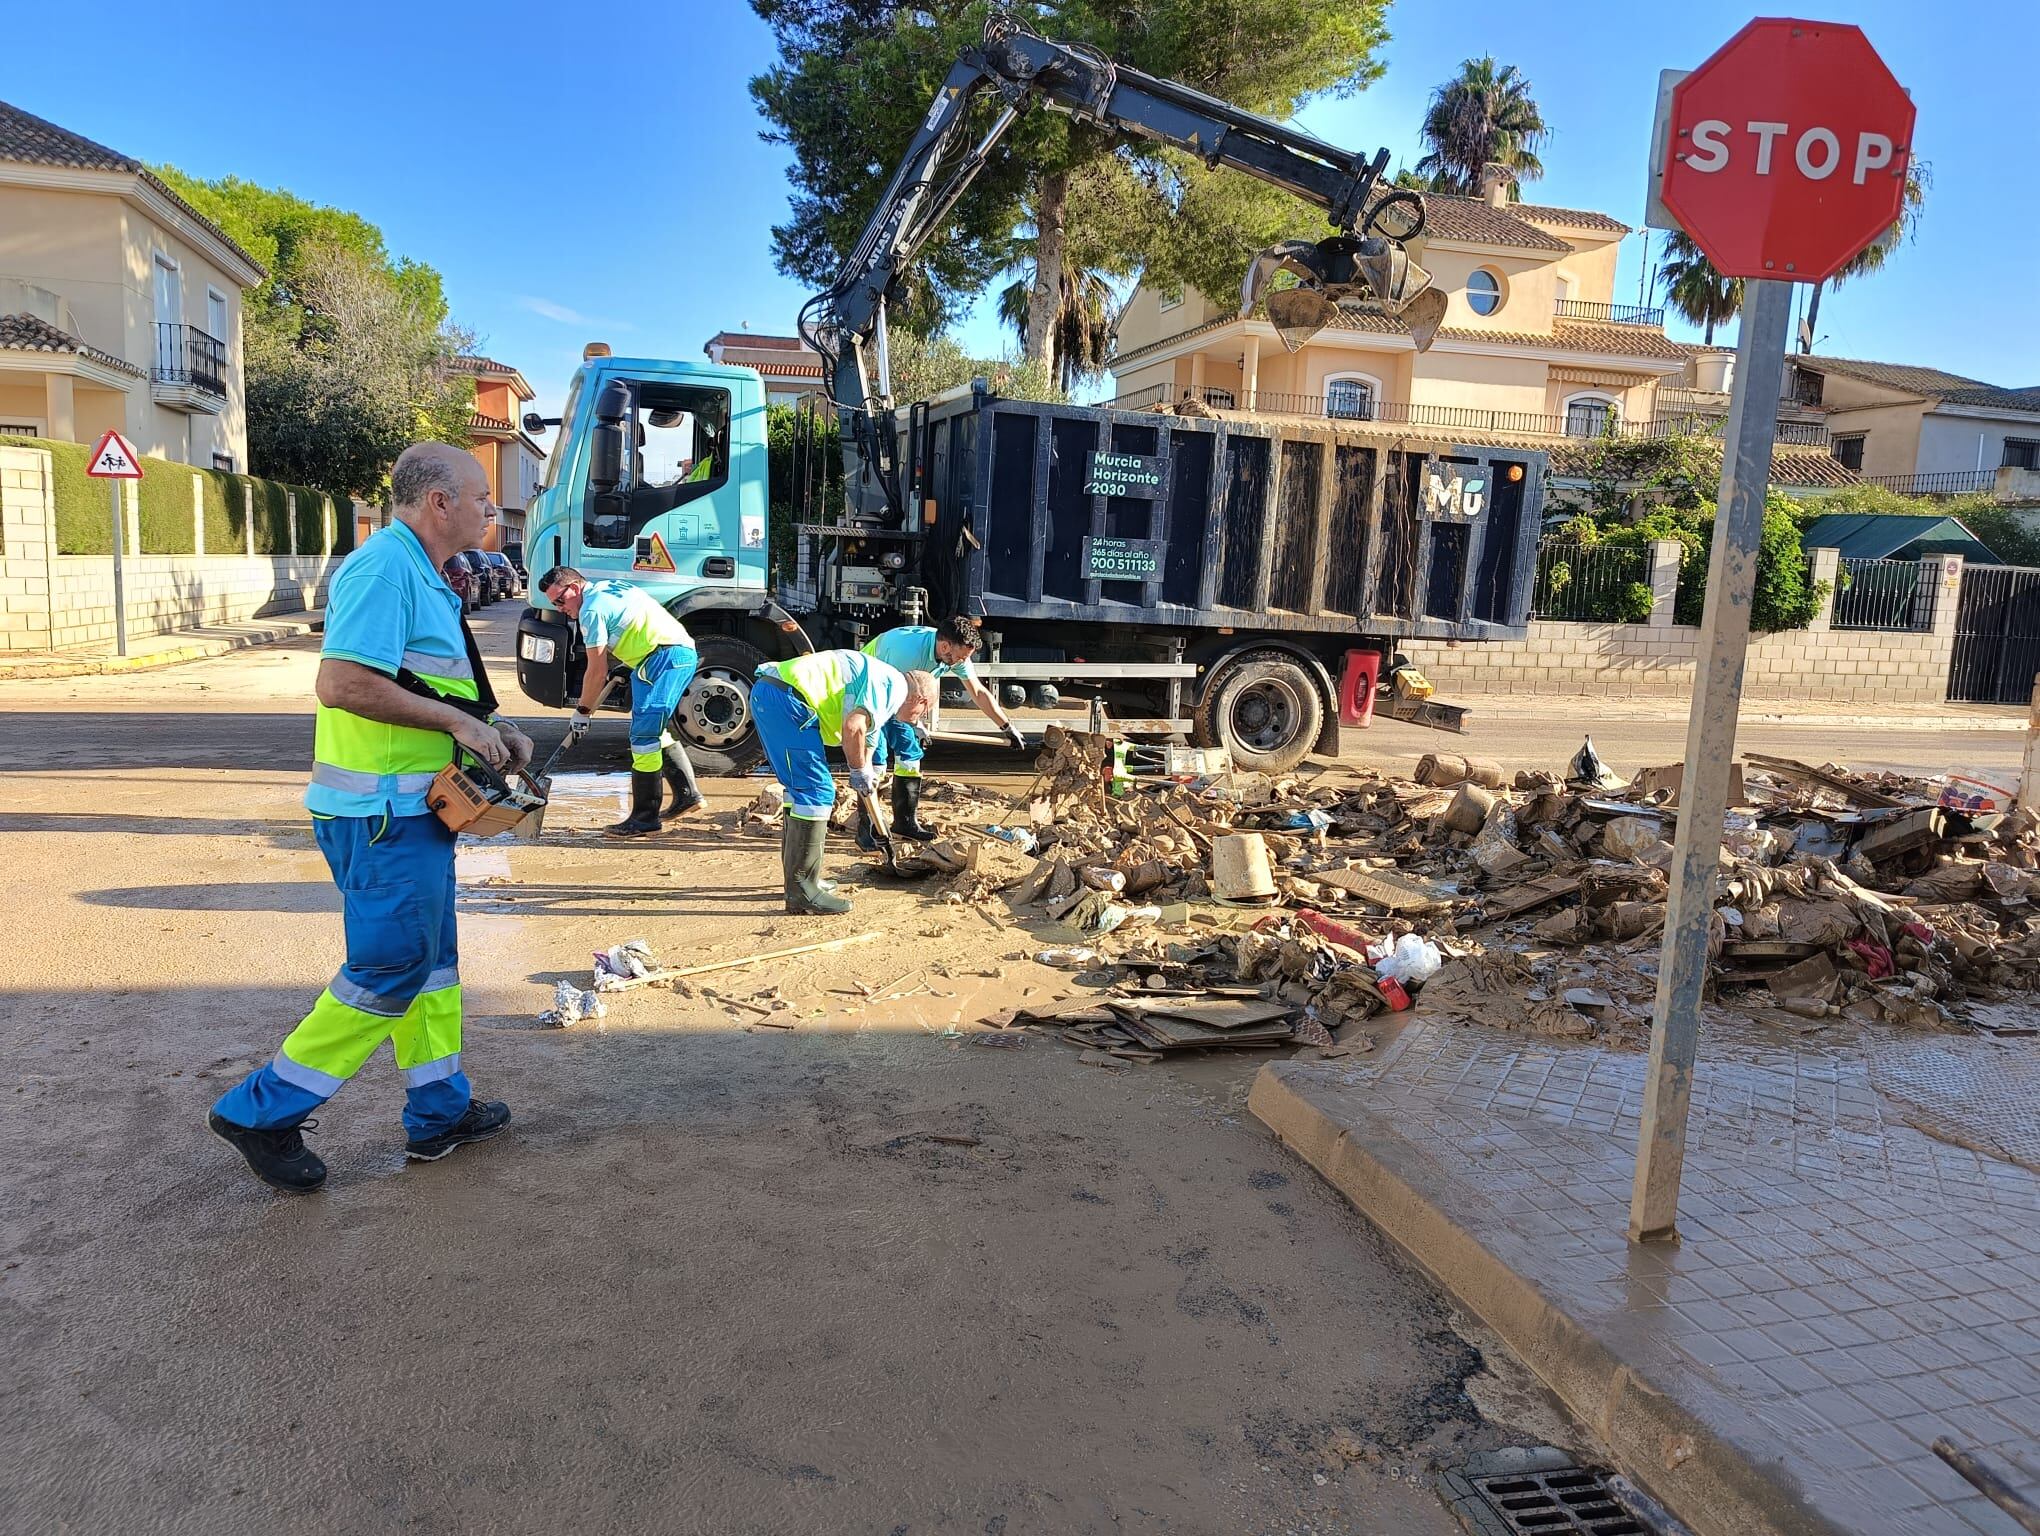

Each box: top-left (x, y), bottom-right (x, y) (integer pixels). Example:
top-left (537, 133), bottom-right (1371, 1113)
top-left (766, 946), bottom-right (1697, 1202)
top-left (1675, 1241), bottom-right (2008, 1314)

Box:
top-left (1193, 650), bottom-right (1325, 774)
top-left (673, 633), bottom-right (769, 776)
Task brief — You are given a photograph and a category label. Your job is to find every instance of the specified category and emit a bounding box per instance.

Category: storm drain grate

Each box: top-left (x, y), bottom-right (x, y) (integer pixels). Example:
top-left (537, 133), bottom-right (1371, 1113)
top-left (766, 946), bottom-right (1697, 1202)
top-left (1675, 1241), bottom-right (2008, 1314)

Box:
top-left (1471, 1468), bottom-right (1644, 1535)
top-left (1441, 1449), bottom-right (1656, 1536)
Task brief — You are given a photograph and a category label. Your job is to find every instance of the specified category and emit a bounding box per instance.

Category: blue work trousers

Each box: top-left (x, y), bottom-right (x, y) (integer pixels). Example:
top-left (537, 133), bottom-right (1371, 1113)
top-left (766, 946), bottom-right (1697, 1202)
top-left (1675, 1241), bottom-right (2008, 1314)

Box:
top-left (212, 812), bottom-right (470, 1140)
top-left (752, 674), bottom-right (836, 820)
top-left (868, 717), bottom-right (925, 779)
top-left (628, 644), bottom-right (699, 772)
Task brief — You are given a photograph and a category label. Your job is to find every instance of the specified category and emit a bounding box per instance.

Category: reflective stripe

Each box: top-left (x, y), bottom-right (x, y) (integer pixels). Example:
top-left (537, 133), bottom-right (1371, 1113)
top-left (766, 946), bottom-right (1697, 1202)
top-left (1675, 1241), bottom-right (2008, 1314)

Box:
top-left (420, 965), bottom-right (460, 994)
top-left (894, 763), bottom-right (922, 778)
top-left (329, 972), bottom-right (411, 1018)
top-left (789, 804), bottom-right (835, 820)
top-left (401, 1051), bottom-right (462, 1088)
top-left (402, 649), bottom-right (472, 681)
top-left (310, 763), bottom-right (441, 795)
top-left (272, 1048), bottom-right (345, 1098)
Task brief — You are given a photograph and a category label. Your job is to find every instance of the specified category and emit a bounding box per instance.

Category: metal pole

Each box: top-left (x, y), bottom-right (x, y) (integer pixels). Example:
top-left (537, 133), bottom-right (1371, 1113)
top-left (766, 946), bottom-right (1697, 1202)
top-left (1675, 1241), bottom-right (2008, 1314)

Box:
top-left (1628, 276), bottom-right (1793, 1243)
top-left (109, 478), bottom-right (128, 658)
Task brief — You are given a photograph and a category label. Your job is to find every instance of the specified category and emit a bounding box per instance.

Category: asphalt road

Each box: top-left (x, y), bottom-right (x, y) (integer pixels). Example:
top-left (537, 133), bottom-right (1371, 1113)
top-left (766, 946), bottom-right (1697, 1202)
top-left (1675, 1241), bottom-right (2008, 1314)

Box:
top-left (2, 601), bottom-right (1584, 1535)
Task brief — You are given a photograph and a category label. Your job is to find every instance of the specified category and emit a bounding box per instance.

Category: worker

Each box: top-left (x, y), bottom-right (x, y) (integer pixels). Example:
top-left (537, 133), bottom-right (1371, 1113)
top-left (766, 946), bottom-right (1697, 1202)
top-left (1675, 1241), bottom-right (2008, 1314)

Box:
top-left (208, 443), bottom-right (532, 1193)
top-left (859, 614), bottom-right (1026, 846)
top-left (751, 650), bottom-right (941, 914)
top-left (537, 566), bottom-right (704, 836)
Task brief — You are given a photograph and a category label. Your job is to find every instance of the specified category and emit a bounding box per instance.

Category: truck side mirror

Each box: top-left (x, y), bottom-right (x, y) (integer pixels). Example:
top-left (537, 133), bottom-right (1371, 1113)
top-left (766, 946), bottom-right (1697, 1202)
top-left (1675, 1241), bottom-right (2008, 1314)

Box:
top-left (589, 381), bottom-right (631, 493)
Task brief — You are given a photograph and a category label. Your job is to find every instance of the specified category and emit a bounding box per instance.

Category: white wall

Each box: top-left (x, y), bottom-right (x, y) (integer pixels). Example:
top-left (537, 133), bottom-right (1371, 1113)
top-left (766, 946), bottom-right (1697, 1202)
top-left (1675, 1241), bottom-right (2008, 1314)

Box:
top-left (1918, 412), bottom-right (2040, 478)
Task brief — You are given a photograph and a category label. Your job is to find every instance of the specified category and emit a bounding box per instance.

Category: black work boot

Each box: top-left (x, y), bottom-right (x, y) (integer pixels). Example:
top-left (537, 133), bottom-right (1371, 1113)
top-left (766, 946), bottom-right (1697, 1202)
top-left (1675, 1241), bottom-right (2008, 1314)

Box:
top-left (605, 770), bottom-right (665, 836)
top-left (853, 800), bottom-right (878, 852)
top-left (783, 816), bottom-right (851, 915)
top-left (661, 743), bottom-right (705, 820)
top-left (209, 1110), bottom-right (327, 1194)
top-left (892, 775), bottom-right (939, 842)
top-left (405, 1097), bottom-right (512, 1162)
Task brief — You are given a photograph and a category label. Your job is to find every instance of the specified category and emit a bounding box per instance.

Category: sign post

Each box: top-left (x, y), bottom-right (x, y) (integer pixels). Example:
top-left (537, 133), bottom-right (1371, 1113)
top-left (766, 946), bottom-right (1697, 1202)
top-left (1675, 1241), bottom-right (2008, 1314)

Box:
top-left (1630, 19), bottom-right (1914, 1243)
top-left (85, 430), bottom-right (144, 658)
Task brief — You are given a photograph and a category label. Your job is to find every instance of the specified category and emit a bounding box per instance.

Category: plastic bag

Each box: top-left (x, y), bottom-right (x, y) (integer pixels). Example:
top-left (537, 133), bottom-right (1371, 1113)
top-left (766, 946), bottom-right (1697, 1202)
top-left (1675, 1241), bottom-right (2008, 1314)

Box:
top-left (1374, 934), bottom-right (1443, 986)
top-left (1569, 735), bottom-right (1623, 790)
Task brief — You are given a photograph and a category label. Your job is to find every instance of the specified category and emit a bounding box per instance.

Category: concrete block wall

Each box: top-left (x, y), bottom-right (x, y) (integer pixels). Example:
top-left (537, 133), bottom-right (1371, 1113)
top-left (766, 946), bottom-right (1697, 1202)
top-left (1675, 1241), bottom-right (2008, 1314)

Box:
top-left (1399, 549), bottom-right (1965, 706)
top-left (0, 443), bottom-right (336, 653)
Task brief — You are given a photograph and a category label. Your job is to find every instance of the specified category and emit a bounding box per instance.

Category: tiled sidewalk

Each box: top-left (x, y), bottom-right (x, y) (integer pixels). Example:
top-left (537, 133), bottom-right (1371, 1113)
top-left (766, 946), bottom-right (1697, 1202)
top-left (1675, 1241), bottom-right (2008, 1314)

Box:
top-left (1253, 1019), bottom-right (2040, 1536)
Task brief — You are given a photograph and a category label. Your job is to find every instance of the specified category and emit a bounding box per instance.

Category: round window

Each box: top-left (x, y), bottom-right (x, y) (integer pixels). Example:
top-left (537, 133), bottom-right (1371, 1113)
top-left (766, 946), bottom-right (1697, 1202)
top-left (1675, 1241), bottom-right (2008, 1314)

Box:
top-left (1466, 269), bottom-right (1502, 317)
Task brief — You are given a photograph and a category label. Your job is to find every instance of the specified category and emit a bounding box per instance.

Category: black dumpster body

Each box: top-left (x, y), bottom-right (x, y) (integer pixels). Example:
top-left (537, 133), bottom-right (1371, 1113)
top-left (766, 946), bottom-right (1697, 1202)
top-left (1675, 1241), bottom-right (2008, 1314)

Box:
top-left (786, 391), bottom-right (1548, 769)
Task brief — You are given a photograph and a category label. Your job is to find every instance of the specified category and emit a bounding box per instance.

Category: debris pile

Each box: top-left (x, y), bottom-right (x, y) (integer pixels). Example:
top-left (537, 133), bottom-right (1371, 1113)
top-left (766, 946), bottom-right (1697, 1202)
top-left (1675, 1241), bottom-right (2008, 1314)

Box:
top-left (924, 726), bottom-right (2040, 1049)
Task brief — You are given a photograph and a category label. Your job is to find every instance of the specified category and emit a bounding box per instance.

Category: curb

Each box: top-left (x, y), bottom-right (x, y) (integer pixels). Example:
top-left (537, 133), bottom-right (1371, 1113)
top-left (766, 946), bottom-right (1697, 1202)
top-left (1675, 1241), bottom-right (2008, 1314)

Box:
top-left (0, 618), bottom-right (320, 680)
top-left (1249, 1062), bottom-right (1845, 1536)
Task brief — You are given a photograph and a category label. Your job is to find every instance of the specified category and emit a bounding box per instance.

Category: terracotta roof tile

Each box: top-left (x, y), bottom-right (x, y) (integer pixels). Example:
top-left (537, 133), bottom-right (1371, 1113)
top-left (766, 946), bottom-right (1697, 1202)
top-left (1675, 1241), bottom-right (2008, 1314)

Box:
top-left (0, 311), bottom-right (145, 376)
top-left (1515, 203), bottom-right (1630, 234)
top-left (1417, 196), bottom-right (1572, 252)
top-left (450, 355), bottom-right (518, 376)
top-left (469, 410), bottom-right (513, 434)
top-left (0, 99), bottom-right (263, 279)
top-left (1800, 354), bottom-right (2040, 414)
top-left (1549, 318), bottom-right (1686, 361)
top-left (705, 331), bottom-right (811, 352)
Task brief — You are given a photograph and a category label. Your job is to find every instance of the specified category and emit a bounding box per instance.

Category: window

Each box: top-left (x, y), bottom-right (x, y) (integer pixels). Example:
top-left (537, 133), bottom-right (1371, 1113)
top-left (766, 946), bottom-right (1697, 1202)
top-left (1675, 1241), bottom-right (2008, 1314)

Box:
top-left (1466, 269), bottom-right (1503, 317)
top-left (1563, 393), bottom-right (1619, 437)
top-left (0, 421), bottom-right (42, 438)
top-left (153, 252), bottom-right (182, 374)
top-left (2003, 438), bottom-right (2040, 471)
top-left (212, 452), bottom-right (235, 472)
top-left (206, 287), bottom-right (229, 346)
top-left (1832, 434), bottom-right (1866, 472)
top-left (1324, 373), bottom-right (1380, 421)
top-left (585, 380), bottom-right (732, 550)
top-left (1157, 283), bottom-right (1183, 311)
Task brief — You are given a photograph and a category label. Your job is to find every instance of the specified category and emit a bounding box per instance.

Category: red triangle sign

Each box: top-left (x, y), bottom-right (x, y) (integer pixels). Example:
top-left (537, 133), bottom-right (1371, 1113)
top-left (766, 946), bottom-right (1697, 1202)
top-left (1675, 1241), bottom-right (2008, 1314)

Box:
top-left (632, 531), bottom-right (677, 573)
top-left (85, 429), bottom-right (144, 479)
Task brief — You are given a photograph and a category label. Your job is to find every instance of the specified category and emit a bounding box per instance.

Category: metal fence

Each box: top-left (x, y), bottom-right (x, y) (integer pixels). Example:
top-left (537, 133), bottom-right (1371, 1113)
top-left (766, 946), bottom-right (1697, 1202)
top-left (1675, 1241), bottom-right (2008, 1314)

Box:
top-left (1948, 564), bottom-right (2040, 703)
top-left (1531, 540), bottom-right (1655, 623)
top-left (1831, 557), bottom-right (1937, 631)
top-left (1554, 298), bottom-right (1666, 327)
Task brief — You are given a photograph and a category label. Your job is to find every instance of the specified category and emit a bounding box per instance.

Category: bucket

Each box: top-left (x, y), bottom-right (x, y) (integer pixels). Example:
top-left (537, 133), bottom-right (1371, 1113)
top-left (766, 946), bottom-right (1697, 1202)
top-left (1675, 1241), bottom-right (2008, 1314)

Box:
top-left (1211, 833), bottom-right (1277, 900)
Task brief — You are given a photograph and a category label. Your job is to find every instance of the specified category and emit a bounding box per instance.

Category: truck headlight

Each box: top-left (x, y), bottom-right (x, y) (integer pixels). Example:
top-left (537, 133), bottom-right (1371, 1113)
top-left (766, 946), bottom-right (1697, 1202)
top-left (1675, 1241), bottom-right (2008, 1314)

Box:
top-left (520, 635), bottom-right (556, 664)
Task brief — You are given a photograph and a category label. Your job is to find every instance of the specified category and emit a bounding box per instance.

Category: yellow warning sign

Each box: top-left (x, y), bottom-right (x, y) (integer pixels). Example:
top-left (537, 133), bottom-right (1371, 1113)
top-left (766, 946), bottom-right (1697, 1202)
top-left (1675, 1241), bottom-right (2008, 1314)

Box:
top-left (632, 532), bottom-right (677, 573)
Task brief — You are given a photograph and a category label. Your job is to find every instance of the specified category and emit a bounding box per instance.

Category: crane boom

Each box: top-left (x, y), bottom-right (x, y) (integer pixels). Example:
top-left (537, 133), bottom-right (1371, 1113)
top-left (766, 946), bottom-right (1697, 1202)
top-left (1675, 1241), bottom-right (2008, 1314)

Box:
top-left (804, 15), bottom-right (1443, 524)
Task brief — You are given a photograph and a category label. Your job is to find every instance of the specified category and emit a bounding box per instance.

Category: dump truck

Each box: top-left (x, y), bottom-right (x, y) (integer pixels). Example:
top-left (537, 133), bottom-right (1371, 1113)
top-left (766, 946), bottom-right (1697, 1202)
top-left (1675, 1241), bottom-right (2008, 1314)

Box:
top-left (515, 17), bottom-right (1547, 772)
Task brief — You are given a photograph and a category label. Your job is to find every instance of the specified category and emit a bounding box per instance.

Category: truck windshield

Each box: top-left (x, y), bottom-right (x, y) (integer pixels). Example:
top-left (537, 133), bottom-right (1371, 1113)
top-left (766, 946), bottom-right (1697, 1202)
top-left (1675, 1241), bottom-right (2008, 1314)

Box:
top-left (585, 381), bottom-right (732, 550)
top-left (540, 374), bottom-right (581, 492)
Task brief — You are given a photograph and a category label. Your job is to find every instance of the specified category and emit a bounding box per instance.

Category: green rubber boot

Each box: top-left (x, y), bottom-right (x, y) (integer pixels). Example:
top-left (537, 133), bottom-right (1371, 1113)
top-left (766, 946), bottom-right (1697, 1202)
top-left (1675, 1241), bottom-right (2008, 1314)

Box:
top-left (783, 816), bottom-right (851, 915)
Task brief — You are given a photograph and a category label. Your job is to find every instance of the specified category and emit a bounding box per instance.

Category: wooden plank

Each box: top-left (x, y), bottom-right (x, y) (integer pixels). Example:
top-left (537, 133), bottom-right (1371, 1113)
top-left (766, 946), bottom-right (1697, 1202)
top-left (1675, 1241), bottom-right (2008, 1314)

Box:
top-left (1317, 866), bottom-right (1458, 912)
top-left (1744, 752), bottom-right (1902, 808)
top-left (1486, 874), bottom-right (1581, 920)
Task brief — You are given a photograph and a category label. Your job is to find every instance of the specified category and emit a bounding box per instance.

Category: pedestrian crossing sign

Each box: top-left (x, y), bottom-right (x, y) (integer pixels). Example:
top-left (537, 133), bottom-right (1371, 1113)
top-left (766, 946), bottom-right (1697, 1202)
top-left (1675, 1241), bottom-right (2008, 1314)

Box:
top-left (633, 532), bottom-right (677, 573)
top-left (86, 430), bottom-right (143, 479)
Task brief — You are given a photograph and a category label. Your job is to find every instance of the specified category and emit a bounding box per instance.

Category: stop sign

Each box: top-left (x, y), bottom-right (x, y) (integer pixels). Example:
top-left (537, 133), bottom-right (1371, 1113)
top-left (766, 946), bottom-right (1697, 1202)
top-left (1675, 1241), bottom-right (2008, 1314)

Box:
top-left (1660, 18), bottom-right (1914, 283)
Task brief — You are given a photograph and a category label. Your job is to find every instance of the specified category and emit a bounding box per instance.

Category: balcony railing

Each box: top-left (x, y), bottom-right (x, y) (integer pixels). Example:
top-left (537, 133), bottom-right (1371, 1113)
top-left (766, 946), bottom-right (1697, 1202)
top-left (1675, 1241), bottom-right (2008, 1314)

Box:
top-left (154, 323), bottom-right (226, 396)
top-left (1554, 298), bottom-right (1666, 327)
top-left (1857, 470), bottom-right (1996, 497)
top-left (1108, 385), bottom-right (1829, 447)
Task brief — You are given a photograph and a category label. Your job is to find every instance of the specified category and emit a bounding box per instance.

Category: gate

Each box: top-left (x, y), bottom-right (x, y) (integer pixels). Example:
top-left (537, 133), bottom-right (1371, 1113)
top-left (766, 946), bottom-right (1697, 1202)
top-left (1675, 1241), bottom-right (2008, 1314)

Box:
top-left (1947, 564), bottom-right (2040, 703)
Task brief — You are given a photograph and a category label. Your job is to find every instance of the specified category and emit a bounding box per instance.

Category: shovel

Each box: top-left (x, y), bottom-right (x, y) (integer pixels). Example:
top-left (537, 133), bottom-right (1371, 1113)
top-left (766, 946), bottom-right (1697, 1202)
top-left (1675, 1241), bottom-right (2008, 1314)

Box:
top-left (525, 673), bottom-right (625, 837)
top-left (858, 788), bottom-right (906, 875)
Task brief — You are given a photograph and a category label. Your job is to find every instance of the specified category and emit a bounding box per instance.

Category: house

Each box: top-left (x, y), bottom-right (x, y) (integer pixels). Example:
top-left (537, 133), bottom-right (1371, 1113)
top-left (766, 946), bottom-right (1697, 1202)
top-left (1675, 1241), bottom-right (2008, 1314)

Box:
top-left (702, 330), bottom-right (824, 406)
top-left (1786, 355), bottom-right (2040, 495)
top-left (1110, 173), bottom-right (1823, 454)
top-left (451, 355), bottom-right (545, 554)
top-left (0, 99), bottom-right (263, 471)
top-left (1798, 511), bottom-right (1999, 565)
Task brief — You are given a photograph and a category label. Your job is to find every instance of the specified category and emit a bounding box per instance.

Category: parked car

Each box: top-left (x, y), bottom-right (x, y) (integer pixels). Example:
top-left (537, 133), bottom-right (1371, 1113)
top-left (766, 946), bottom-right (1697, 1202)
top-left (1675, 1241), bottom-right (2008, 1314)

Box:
top-left (458, 550), bottom-right (497, 604)
top-left (501, 540), bottom-right (527, 585)
top-left (482, 550), bottom-right (520, 597)
top-left (442, 554), bottom-right (477, 611)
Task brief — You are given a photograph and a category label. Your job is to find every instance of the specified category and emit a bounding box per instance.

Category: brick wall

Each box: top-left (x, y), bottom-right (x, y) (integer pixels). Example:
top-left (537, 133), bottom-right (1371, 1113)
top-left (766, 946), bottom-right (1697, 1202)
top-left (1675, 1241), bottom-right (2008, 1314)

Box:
top-left (0, 443), bottom-right (335, 653)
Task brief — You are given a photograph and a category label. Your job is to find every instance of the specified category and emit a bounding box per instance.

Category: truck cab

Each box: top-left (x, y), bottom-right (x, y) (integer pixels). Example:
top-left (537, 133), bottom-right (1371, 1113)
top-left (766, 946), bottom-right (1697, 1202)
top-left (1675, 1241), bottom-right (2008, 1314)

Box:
top-left (514, 348), bottom-right (809, 771)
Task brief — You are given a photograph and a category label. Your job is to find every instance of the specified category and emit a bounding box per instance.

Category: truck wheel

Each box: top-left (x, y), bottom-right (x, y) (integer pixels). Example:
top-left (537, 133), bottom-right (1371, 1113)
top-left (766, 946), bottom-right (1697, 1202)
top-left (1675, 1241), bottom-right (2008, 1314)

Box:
top-left (1030, 683), bottom-right (1060, 710)
top-left (1001, 683), bottom-right (1028, 709)
top-left (1193, 650), bottom-right (1325, 774)
top-left (673, 634), bottom-right (768, 775)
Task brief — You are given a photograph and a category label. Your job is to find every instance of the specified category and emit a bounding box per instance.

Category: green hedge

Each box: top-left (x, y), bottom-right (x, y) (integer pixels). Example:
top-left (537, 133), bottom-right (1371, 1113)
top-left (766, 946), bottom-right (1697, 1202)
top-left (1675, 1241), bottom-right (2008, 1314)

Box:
top-left (249, 477), bottom-right (291, 554)
top-left (199, 468), bottom-right (244, 554)
top-left (26, 436), bottom-right (346, 558)
top-left (39, 439), bottom-right (108, 555)
top-left (287, 482), bottom-right (326, 555)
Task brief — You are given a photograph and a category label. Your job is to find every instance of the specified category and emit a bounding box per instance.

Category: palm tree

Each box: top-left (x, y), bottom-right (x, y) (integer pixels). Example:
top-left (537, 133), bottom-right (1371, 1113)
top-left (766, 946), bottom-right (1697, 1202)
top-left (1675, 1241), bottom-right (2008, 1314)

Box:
top-left (1414, 58), bottom-right (1549, 198)
top-left (1799, 163), bottom-right (1930, 352)
top-left (999, 252), bottom-right (1115, 394)
top-left (1658, 231), bottom-right (1744, 345)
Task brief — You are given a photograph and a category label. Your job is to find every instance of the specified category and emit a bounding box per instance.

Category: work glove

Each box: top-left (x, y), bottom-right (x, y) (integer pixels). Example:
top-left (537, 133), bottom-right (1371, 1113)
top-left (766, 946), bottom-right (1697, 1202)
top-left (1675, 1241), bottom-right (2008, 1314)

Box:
top-left (567, 710), bottom-right (592, 741)
top-left (847, 767), bottom-right (878, 796)
top-left (1003, 722), bottom-right (1027, 753)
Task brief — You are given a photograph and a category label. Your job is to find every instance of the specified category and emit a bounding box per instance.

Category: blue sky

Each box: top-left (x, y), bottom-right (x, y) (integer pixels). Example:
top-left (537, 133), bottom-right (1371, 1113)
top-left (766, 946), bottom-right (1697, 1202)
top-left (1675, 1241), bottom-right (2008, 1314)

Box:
top-left (8, 0), bottom-right (2033, 436)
